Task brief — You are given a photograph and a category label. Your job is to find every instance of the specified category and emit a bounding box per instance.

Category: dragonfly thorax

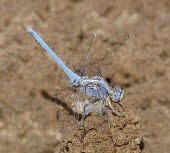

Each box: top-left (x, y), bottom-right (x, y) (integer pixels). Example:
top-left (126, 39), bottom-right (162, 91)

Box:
top-left (79, 76), bottom-right (110, 100)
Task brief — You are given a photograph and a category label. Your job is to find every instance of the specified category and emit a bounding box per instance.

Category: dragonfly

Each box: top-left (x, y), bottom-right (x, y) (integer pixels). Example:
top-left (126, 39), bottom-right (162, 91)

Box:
top-left (26, 26), bottom-right (128, 141)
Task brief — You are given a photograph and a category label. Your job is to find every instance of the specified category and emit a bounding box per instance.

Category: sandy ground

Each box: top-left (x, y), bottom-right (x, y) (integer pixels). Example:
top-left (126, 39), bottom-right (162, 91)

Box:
top-left (0, 0), bottom-right (170, 152)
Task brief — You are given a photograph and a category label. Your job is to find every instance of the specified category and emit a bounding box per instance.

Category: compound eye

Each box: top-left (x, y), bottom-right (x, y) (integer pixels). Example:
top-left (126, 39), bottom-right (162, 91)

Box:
top-left (120, 90), bottom-right (125, 101)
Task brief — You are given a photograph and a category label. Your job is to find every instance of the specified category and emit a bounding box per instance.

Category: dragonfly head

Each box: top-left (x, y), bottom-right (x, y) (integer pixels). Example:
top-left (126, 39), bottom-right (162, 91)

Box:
top-left (110, 86), bottom-right (125, 111)
top-left (110, 86), bottom-right (124, 102)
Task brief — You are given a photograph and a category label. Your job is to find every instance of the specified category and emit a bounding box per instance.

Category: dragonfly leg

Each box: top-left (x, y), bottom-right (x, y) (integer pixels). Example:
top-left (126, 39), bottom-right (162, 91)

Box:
top-left (81, 114), bottom-right (86, 142)
top-left (98, 106), bottom-right (115, 128)
top-left (81, 102), bottom-right (95, 142)
top-left (106, 98), bottom-right (125, 117)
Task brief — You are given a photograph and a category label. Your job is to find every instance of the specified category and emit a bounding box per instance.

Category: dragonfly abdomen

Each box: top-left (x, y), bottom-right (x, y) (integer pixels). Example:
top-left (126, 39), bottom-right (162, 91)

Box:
top-left (27, 26), bottom-right (81, 87)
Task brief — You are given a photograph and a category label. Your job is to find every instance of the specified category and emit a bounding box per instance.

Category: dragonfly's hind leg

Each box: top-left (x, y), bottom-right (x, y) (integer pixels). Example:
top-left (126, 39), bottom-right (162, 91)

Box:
top-left (81, 102), bottom-right (95, 142)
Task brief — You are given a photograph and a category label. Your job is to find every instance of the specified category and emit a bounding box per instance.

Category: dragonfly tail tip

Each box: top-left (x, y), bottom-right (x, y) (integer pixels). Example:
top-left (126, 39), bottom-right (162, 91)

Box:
top-left (26, 26), bottom-right (32, 33)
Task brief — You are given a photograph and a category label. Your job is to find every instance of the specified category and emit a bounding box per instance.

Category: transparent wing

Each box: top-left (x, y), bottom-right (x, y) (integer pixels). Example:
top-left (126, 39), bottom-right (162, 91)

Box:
top-left (69, 32), bottom-right (129, 77)
top-left (97, 33), bottom-right (129, 76)
top-left (53, 87), bottom-right (79, 139)
top-left (53, 83), bottom-right (93, 140)
top-left (67, 32), bottom-right (97, 77)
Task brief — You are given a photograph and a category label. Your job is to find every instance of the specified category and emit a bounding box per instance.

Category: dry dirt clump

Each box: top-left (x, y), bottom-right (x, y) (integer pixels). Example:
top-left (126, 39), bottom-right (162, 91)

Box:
top-left (58, 110), bottom-right (142, 153)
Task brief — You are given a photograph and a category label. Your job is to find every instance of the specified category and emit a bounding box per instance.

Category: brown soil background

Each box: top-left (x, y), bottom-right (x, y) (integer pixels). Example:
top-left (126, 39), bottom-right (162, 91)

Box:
top-left (0, 0), bottom-right (170, 153)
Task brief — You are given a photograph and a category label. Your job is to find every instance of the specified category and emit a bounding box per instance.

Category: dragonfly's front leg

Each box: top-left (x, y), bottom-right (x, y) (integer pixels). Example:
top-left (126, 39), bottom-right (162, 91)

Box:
top-left (97, 101), bottom-right (115, 128)
top-left (106, 98), bottom-right (125, 117)
top-left (98, 111), bottom-right (115, 128)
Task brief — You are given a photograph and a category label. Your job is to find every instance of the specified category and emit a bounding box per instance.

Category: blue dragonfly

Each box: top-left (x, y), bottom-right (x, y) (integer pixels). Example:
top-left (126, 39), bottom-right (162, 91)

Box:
top-left (26, 26), bottom-right (128, 140)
